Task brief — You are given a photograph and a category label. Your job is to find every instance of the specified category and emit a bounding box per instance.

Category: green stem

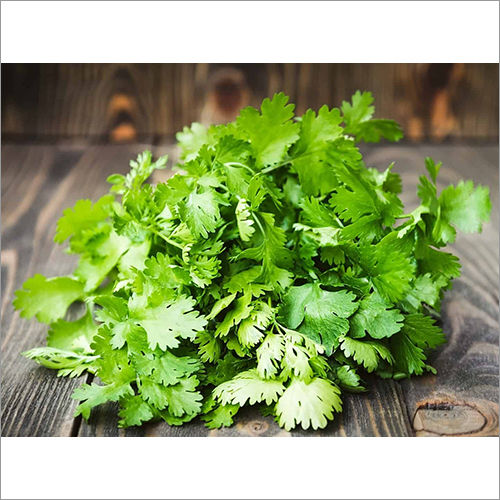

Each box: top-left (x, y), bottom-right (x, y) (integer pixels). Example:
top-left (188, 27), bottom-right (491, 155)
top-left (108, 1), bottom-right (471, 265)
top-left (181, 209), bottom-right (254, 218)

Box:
top-left (251, 212), bottom-right (266, 236)
top-left (273, 321), bottom-right (290, 335)
top-left (260, 151), bottom-right (319, 175)
top-left (335, 216), bottom-right (345, 228)
top-left (224, 162), bottom-right (255, 175)
top-left (148, 227), bottom-right (184, 249)
top-left (260, 160), bottom-right (292, 175)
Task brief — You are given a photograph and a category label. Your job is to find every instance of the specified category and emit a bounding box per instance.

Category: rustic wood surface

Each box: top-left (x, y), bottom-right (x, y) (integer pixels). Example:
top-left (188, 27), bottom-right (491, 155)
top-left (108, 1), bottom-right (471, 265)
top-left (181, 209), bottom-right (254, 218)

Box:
top-left (2, 64), bottom-right (498, 144)
top-left (1, 143), bottom-right (498, 437)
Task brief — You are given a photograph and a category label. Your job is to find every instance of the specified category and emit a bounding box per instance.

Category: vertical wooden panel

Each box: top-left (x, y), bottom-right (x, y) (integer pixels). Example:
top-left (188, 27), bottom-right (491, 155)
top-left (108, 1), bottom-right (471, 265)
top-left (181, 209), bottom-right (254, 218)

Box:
top-left (2, 64), bottom-right (498, 143)
top-left (1, 64), bottom-right (41, 137)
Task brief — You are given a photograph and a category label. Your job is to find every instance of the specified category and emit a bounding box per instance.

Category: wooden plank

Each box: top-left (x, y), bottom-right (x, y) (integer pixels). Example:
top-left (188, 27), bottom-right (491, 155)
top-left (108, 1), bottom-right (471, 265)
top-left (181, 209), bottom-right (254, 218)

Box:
top-left (1, 144), bottom-right (153, 436)
top-left (363, 144), bottom-right (499, 436)
top-left (1, 145), bottom-right (84, 436)
top-left (2, 64), bottom-right (498, 143)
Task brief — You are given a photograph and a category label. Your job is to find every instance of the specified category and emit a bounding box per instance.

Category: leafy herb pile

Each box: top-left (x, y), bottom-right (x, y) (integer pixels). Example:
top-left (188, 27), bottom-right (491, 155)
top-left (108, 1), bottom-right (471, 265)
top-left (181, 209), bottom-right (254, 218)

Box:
top-left (15, 92), bottom-right (491, 431)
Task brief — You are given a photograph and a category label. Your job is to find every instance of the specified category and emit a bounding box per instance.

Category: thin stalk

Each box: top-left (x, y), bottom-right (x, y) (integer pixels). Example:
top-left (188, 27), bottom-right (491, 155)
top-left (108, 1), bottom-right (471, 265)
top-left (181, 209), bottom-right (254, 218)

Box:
top-left (224, 161), bottom-right (255, 175)
top-left (148, 226), bottom-right (184, 249)
top-left (335, 216), bottom-right (345, 228)
top-left (260, 151), bottom-right (319, 175)
top-left (251, 212), bottom-right (266, 236)
top-left (260, 159), bottom-right (293, 175)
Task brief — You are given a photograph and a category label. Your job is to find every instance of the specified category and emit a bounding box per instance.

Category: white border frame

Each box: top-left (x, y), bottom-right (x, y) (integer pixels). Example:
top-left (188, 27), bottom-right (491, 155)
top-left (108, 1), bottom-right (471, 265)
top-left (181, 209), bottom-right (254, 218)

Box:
top-left (1, 1), bottom-right (499, 62)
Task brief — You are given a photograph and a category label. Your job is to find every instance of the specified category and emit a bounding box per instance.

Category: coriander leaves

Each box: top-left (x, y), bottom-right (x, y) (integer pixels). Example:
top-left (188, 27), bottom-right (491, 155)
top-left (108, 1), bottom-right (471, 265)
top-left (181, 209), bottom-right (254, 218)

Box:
top-left (15, 91), bottom-right (491, 431)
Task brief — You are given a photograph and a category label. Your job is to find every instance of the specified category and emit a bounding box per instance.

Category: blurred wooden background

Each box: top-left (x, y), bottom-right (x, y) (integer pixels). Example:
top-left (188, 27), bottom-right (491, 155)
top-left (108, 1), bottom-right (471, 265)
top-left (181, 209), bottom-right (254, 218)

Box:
top-left (2, 63), bottom-right (498, 144)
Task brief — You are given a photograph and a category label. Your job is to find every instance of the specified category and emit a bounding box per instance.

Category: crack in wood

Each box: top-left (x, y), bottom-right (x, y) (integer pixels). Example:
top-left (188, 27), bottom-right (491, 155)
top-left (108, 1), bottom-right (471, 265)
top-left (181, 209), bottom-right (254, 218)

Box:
top-left (413, 394), bottom-right (498, 436)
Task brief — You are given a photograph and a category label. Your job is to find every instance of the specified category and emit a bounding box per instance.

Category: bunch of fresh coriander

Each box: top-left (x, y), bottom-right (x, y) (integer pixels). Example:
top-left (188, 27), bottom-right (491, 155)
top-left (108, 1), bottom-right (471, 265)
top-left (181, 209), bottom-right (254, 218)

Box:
top-left (15, 91), bottom-right (491, 431)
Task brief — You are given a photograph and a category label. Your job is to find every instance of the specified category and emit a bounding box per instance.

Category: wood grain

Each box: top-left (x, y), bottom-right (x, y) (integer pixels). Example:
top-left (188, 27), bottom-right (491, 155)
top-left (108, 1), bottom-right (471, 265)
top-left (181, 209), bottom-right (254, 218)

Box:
top-left (1, 143), bottom-right (498, 437)
top-left (2, 64), bottom-right (498, 144)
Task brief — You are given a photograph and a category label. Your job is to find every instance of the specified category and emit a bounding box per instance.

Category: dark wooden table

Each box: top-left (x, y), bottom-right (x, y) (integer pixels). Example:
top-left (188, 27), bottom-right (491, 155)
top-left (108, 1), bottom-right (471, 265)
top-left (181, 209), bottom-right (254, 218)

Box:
top-left (2, 142), bottom-right (498, 437)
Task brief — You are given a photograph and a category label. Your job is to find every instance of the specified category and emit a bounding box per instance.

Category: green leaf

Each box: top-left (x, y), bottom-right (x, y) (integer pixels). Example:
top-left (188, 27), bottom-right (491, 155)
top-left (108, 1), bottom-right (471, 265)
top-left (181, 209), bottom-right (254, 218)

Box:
top-left (142, 253), bottom-right (191, 289)
top-left (112, 151), bottom-right (167, 193)
top-left (161, 376), bottom-right (203, 417)
top-left (295, 106), bottom-right (343, 154)
top-left (360, 232), bottom-right (415, 303)
top-left (213, 369), bottom-right (285, 406)
top-left (276, 377), bottom-right (342, 431)
top-left (155, 173), bottom-right (192, 209)
top-left (353, 119), bottom-right (403, 143)
top-left (139, 378), bottom-right (170, 409)
top-left (195, 331), bottom-right (222, 363)
top-left (55, 195), bottom-right (114, 244)
top-left (340, 336), bottom-right (394, 372)
top-left (237, 301), bottom-right (273, 347)
top-left (135, 351), bottom-right (201, 386)
top-left (439, 180), bottom-right (491, 235)
top-left (90, 326), bottom-right (136, 385)
top-left (94, 295), bottom-right (131, 349)
top-left (176, 123), bottom-right (209, 161)
top-left (331, 162), bottom-right (403, 232)
top-left (206, 293), bottom-right (237, 320)
top-left (73, 382), bottom-right (134, 420)
top-left (281, 333), bottom-right (314, 379)
top-left (402, 313), bottom-right (445, 349)
top-left (415, 244), bottom-right (461, 282)
top-left (201, 403), bottom-right (240, 429)
top-left (237, 92), bottom-right (300, 167)
top-left (342, 90), bottom-right (375, 125)
top-left (291, 105), bottom-right (343, 195)
top-left (235, 198), bottom-right (255, 242)
top-left (236, 212), bottom-right (293, 290)
top-left (415, 159), bottom-right (491, 246)
top-left (179, 190), bottom-right (221, 239)
top-left (215, 292), bottom-right (253, 337)
top-left (350, 292), bottom-right (404, 339)
top-left (389, 332), bottom-right (426, 376)
top-left (214, 135), bottom-right (251, 165)
top-left (425, 157), bottom-right (441, 184)
top-left (402, 273), bottom-right (446, 312)
top-left (134, 296), bottom-right (207, 351)
top-left (22, 347), bottom-right (98, 378)
top-left (47, 307), bottom-right (97, 352)
top-left (118, 239), bottom-right (151, 279)
top-left (140, 375), bottom-right (203, 416)
top-left (118, 395), bottom-right (154, 428)
top-left (342, 90), bottom-right (403, 143)
top-left (14, 274), bottom-right (85, 324)
top-left (281, 283), bottom-right (358, 354)
top-left (256, 333), bottom-right (285, 379)
top-left (336, 365), bottom-right (365, 392)
top-left (74, 229), bottom-right (129, 292)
